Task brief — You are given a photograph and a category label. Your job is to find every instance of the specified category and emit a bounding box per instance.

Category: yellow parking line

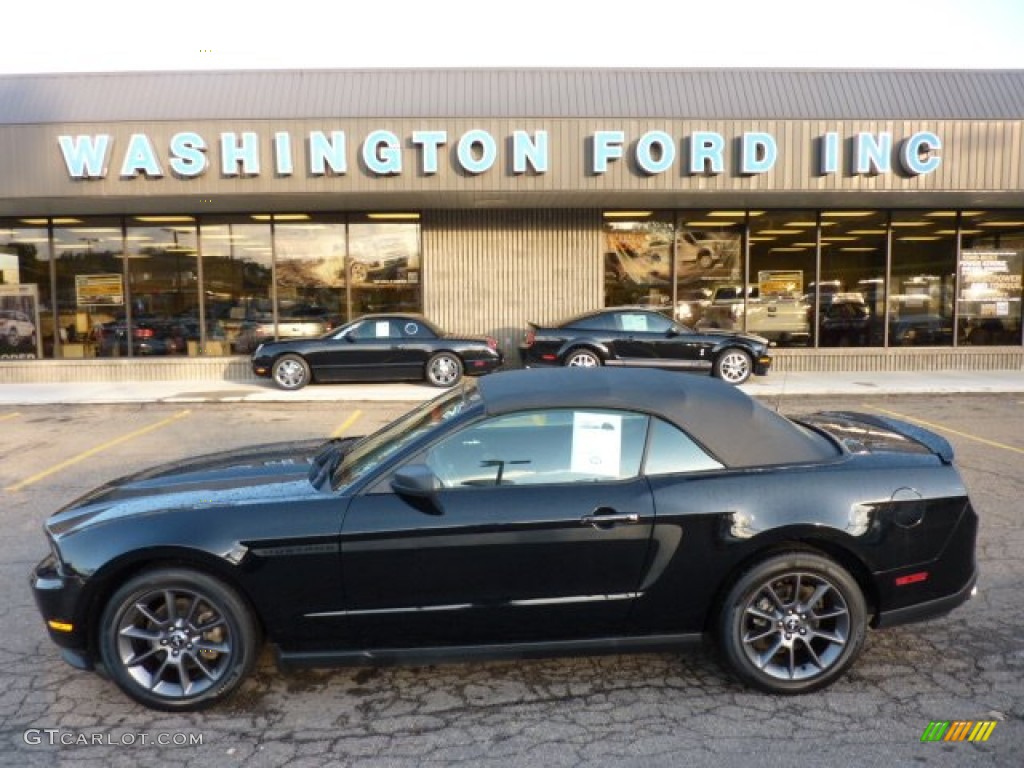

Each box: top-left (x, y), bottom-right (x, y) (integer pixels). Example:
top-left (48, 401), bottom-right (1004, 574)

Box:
top-left (5, 410), bottom-right (192, 492)
top-left (331, 410), bottom-right (363, 438)
top-left (0, 412), bottom-right (20, 423)
top-left (865, 405), bottom-right (1024, 456)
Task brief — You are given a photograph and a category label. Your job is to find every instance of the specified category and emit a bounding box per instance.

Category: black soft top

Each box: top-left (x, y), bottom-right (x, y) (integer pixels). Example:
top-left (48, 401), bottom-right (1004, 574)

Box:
top-left (477, 368), bottom-right (835, 468)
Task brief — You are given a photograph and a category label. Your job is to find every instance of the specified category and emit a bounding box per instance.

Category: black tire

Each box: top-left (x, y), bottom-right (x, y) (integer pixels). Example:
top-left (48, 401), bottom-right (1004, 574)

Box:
top-left (697, 250), bottom-right (715, 269)
top-left (98, 568), bottom-right (260, 711)
top-left (563, 348), bottom-right (602, 368)
top-left (272, 354), bottom-right (311, 391)
top-left (426, 352), bottom-right (463, 387)
top-left (712, 348), bottom-right (752, 385)
top-left (718, 552), bottom-right (867, 695)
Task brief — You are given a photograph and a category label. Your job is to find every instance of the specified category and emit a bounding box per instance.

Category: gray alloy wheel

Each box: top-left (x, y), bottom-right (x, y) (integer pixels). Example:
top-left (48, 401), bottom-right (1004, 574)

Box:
top-left (426, 352), bottom-right (463, 387)
top-left (564, 348), bottom-right (602, 368)
top-left (719, 552), bottom-right (867, 694)
top-left (713, 348), bottom-right (752, 385)
top-left (98, 568), bottom-right (258, 711)
top-left (272, 354), bottom-right (311, 391)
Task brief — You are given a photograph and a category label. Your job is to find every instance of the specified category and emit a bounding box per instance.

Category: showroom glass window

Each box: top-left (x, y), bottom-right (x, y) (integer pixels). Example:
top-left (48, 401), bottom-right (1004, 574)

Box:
top-left (744, 210), bottom-right (815, 347)
top-left (125, 217), bottom-right (200, 356)
top-left (602, 212), bottom-right (675, 309)
top-left (0, 220), bottom-right (51, 359)
top-left (958, 211), bottom-right (1023, 345)
top-left (889, 211), bottom-right (955, 347)
top-left (52, 218), bottom-right (125, 359)
top-left (818, 210), bottom-right (887, 347)
top-left (346, 215), bottom-right (422, 320)
top-left (673, 210), bottom-right (743, 329)
top-left (269, 214), bottom-right (346, 334)
top-left (200, 219), bottom-right (273, 355)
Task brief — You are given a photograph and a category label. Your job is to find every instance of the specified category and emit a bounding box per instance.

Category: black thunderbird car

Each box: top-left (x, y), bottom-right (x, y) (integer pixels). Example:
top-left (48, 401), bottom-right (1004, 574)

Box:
top-left (520, 308), bottom-right (772, 385)
top-left (251, 313), bottom-right (503, 390)
top-left (31, 368), bottom-right (977, 711)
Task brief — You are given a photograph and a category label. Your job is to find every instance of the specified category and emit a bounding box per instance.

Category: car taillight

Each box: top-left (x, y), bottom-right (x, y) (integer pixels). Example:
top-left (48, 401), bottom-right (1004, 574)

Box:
top-left (486, 336), bottom-right (499, 350)
top-left (524, 330), bottom-right (536, 346)
top-left (134, 328), bottom-right (155, 338)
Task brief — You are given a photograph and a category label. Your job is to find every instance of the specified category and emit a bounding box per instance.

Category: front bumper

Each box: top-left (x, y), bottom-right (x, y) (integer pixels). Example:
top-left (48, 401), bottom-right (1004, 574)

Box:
top-left (754, 355), bottom-right (773, 376)
top-left (29, 554), bottom-right (92, 662)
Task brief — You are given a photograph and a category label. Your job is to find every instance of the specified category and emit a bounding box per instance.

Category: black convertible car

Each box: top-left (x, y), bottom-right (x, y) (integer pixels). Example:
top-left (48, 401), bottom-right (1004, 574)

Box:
top-left (520, 308), bottom-right (772, 385)
top-left (251, 313), bottom-right (503, 390)
top-left (31, 369), bottom-right (977, 711)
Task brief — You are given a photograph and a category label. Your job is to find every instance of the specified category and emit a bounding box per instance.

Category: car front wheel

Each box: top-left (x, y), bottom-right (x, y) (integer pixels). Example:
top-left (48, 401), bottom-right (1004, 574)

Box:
top-left (272, 354), bottom-right (311, 390)
top-left (718, 552), bottom-right (867, 694)
top-left (98, 568), bottom-right (259, 711)
top-left (564, 348), bottom-right (602, 368)
top-left (426, 352), bottom-right (463, 387)
top-left (713, 348), bottom-right (752, 385)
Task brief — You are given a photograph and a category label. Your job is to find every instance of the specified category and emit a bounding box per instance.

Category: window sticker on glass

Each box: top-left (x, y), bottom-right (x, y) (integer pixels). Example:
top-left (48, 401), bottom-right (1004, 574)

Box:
top-left (404, 322), bottom-right (420, 335)
top-left (621, 314), bottom-right (649, 332)
top-left (570, 412), bottom-right (622, 477)
top-left (375, 321), bottom-right (391, 338)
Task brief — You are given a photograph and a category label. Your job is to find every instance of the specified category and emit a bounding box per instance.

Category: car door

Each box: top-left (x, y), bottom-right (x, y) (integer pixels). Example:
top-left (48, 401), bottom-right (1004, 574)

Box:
top-left (607, 311), bottom-right (662, 363)
top-left (338, 408), bottom-right (656, 648)
top-left (308, 318), bottom-right (400, 381)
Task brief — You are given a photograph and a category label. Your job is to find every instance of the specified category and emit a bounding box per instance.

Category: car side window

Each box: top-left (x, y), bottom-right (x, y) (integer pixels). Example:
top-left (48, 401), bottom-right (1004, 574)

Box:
top-left (644, 418), bottom-right (724, 475)
top-left (400, 320), bottom-right (435, 338)
top-left (570, 314), bottom-right (614, 331)
top-left (351, 319), bottom-right (397, 340)
top-left (425, 409), bottom-right (648, 488)
top-left (617, 312), bottom-right (671, 334)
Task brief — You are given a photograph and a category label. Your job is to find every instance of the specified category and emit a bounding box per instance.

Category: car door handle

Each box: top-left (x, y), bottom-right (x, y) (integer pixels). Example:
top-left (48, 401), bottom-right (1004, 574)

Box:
top-left (580, 510), bottom-right (640, 527)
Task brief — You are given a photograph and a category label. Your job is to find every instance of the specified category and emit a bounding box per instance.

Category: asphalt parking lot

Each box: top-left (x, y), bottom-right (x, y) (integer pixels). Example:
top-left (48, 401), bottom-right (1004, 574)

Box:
top-left (1, 393), bottom-right (1022, 767)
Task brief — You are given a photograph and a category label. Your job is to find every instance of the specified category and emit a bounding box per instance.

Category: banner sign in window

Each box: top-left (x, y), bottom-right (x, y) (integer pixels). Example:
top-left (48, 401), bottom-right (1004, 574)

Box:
top-left (75, 274), bottom-right (124, 306)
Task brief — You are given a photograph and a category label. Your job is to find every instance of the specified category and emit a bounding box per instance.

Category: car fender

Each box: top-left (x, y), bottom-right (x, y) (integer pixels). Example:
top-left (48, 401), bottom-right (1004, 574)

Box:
top-left (555, 338), bottom-right (611, 361)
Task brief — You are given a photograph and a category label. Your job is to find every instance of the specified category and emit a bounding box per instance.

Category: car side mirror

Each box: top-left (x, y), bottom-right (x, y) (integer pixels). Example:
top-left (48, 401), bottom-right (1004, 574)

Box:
top-left (391, 465), bottom-right (443, 514)
top-left (666, 325), bottom-right (682, 337)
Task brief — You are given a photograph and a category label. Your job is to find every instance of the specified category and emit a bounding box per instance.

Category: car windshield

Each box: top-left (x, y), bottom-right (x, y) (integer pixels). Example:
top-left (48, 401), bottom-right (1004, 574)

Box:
top-left (331, 381), bottom-right (478, 491)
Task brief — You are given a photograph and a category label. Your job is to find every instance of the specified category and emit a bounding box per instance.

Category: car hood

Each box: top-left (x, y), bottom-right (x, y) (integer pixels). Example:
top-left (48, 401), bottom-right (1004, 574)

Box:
top-left (46, 439), bottom-right (331, 538)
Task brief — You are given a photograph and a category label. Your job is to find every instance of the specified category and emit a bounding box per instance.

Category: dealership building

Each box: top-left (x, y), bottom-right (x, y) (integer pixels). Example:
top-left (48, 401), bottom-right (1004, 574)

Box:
top-left (0, 68), bottom-right (1022, 382)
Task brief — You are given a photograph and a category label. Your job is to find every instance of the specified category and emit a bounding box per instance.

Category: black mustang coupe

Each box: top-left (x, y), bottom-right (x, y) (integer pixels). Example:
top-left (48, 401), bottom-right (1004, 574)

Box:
top-left (251, 313), bottom-right (503, 390)
top-left (520, 307), bottom-right (772, 385)
top-left (31, 368), bottom-right (977, 711)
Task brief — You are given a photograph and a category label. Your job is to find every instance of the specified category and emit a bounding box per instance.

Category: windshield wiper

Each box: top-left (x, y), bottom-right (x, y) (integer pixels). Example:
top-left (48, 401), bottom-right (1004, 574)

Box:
top-left (308, 438), bottom-right (353, 490)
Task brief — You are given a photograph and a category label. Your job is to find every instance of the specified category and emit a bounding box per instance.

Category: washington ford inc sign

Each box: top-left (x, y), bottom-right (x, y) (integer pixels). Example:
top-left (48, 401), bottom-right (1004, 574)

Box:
top-left (57, 128), bottom-right (943, 181)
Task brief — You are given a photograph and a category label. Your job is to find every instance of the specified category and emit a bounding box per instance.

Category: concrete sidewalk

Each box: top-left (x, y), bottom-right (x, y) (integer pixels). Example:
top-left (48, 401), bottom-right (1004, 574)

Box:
top-left (0, 370), bottom-right (1023, 405)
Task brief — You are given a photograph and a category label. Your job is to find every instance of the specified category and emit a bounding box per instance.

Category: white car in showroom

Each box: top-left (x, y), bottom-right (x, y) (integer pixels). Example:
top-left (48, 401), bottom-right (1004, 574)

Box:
top-left (0, 308), bottom-right (36, 348)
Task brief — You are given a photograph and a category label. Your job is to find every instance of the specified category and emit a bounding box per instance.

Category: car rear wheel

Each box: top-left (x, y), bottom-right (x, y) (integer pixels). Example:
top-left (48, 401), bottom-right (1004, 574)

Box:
top-left (98, 568), bottom-right (259, 711)
top-left (718, 552), bottom-right (867, 694)
top-left (713, 348), bottom-right (752, 385)
top-left (272, 354), bottom-right (311, 391)
top-left (426, 352), bottom-right (463, 387)
top-left (564, 348), bottom-right (602, 368)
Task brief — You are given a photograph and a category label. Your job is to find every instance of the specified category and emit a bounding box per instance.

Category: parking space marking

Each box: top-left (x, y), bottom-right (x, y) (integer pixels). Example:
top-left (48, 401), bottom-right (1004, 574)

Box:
top-left (5, 410), bottom-right (192, 492)
top-left (331, 410), bottom-right (363, 438)
top-left (0, 412), bottom-right (19, 423)
top-left (865, 405), bottom-right (1024, 456)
